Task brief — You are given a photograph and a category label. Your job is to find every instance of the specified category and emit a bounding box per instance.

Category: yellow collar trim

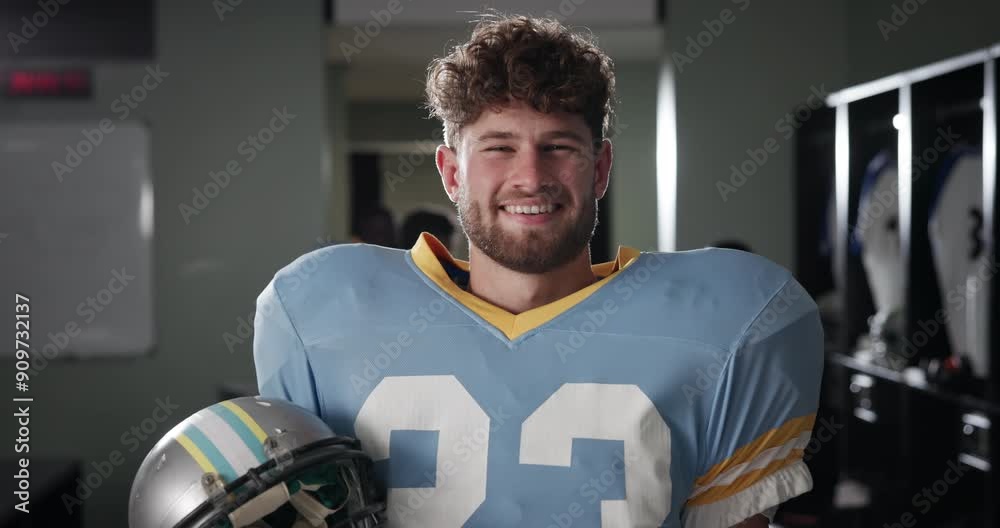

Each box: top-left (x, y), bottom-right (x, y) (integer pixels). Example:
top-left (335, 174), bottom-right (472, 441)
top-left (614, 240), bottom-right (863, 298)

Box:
top-left (409, 232), bottom-right (641, 340)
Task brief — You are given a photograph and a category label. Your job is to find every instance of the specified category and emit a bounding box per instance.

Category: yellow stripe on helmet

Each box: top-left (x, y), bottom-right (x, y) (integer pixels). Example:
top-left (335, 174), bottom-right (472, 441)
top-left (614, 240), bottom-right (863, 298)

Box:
top-left (176, 433), bottom-right (217, 474)
top-left (220, 400), bottom-right (268, 443)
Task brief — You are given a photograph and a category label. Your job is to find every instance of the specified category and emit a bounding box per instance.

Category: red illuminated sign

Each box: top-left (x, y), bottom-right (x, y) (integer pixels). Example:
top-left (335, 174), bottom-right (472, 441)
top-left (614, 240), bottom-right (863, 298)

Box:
top-left (3, 70), bottom-right (92, 99)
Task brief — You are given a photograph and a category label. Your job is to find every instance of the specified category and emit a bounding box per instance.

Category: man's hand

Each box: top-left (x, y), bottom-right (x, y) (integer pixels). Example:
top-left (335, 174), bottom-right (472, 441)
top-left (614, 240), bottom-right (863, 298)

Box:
top-left (732, 514), bottom-right (770, 527)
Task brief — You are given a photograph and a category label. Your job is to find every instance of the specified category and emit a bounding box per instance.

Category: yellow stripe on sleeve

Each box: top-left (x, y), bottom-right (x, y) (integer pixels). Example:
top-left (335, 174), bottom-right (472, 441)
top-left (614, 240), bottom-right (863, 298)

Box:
top-left (684, 413), bottom-right (816, 504)
top-left (686, 450), bottom-right (805, 505)
top-left (694, 413), bottom-right (816, 489)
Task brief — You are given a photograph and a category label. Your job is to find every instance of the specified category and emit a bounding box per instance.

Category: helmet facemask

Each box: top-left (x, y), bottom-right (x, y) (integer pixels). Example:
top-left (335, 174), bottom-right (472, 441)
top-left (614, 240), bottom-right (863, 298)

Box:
top-left (179, 436), bottom-right (384, 528)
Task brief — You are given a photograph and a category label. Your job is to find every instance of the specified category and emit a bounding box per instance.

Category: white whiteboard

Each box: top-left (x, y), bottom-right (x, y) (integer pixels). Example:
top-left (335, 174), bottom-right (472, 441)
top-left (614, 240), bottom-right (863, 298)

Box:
top-left (1, 121), bottom-right (154, 359)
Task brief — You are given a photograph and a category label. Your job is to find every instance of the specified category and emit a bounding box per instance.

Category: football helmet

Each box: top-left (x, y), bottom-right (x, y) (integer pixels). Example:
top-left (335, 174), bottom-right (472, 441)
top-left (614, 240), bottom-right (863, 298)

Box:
top-left (129, 396), bottom-right (385, 528)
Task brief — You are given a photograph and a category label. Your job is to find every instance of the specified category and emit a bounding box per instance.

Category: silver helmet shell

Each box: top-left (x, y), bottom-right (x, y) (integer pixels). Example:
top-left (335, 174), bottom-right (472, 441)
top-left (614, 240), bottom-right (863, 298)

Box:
top-left (128, 396), bottom-right (383, 528)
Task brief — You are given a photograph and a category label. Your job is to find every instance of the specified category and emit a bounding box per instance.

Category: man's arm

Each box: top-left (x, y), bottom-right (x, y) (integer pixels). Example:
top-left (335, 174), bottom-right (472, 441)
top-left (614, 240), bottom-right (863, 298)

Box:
top-left (252, 278), bottom-right (321, 416)
top-left (683, 276), bottom-right (824, 527)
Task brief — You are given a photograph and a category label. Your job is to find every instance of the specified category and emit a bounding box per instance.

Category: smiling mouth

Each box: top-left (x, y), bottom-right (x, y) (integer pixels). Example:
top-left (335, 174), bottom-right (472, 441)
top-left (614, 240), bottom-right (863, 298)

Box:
top-left (499, 204), bottom-right (561, 215)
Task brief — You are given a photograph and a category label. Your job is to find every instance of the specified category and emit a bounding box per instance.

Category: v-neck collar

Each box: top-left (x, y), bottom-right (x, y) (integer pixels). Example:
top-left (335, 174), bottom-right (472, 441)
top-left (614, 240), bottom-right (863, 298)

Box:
top-left (408, 232), bottom-right (641, 340)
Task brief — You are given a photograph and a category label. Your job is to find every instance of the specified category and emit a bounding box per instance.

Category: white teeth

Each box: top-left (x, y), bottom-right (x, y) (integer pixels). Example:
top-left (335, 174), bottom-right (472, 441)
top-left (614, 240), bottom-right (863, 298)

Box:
top-left (504, 204), bottom-right (554, 215)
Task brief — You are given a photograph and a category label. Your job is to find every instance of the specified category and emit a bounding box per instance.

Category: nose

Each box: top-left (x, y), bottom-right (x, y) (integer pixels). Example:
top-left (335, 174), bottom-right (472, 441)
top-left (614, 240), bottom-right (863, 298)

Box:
top-left (508, 150), bottom-right (549, 194)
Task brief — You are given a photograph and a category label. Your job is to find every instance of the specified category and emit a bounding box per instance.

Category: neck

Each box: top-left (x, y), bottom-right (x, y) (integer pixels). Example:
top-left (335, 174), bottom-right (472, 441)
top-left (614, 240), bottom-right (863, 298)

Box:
top-left (466, 244), bottom-right (597, 314)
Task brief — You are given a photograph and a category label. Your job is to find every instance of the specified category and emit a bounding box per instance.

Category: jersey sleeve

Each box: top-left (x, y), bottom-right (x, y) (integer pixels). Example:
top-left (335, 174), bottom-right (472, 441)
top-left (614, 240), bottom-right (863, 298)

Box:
top-left (252, 278), bottom-right (321, 417)
top-left (683, 276), bottom-right (824, 528)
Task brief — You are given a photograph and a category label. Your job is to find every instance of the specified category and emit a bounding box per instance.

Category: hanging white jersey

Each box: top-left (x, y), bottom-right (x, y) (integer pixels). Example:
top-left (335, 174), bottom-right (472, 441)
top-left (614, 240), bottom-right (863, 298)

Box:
top-left (929, 148), bottom-right (989, 377)
top-left (855, 150), bottom-right (904, 315)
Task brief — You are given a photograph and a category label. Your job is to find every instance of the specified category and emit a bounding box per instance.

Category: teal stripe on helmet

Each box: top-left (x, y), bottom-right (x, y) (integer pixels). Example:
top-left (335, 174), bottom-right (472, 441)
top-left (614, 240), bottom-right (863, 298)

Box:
top-left (184, 424), bottom-right (238, 483)
top-left (209, 403), bottom-right (268, 465)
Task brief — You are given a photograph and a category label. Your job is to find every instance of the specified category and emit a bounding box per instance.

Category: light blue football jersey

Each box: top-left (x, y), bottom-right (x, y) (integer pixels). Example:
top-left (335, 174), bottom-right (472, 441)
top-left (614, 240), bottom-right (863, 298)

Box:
top-left (253, 233), bottom-right (824, 528)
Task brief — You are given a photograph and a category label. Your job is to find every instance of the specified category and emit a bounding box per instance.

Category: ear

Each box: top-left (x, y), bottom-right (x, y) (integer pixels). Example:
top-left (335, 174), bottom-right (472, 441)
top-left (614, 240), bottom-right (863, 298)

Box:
top-left (594, 138), bottom-right (613, 200)
top-left (437, 144), bottom-right (461, 202)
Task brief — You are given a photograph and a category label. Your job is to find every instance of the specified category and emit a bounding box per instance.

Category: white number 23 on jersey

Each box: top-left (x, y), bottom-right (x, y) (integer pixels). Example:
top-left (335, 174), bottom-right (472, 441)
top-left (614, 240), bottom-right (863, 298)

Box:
top-left (355, 375), bottom-right (672, 527)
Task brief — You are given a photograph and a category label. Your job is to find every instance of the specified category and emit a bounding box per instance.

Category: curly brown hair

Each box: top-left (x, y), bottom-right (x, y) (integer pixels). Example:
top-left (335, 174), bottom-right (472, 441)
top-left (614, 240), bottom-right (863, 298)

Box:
top-left (424, 13), bottom-right (616, 150)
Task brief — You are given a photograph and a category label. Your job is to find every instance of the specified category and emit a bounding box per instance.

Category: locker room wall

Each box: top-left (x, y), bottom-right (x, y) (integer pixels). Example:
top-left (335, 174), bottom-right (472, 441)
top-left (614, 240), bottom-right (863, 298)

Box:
top-left (0, 2), bottom-right (329, 526)
top-left (608, 62), bottom-right (661, 253)
top-left (328, 64), bottom-right (351, 242)
top-left (668, 0), bottom-right (850, 269)
top-left (845, 0), bottom-right (1000, 86)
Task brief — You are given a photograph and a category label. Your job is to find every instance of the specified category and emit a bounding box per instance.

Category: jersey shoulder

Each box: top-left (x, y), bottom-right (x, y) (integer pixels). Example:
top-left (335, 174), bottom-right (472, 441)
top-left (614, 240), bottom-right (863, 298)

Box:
top-left (605, 248), bottom-right (812, 351)
top-left (273, 242), bottom-right (405, 293)
top-left (260, 243), bottom-right (412, 333)
top-left (643, 247), bottom-right (795, 297)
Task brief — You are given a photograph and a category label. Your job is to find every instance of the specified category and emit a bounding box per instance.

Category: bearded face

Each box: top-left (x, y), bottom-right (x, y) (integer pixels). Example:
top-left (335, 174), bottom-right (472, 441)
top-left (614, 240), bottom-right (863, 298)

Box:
top-left (440, 101), bottom-right (610, 274)
top-left (456, 180), bottom-right (598, 274)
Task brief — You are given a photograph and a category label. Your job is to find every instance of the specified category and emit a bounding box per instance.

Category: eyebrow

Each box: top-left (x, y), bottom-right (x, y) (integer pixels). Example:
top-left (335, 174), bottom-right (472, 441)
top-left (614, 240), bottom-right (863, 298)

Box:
top-left (475, 130), bottom-right (517, 143)
top-left (541, 130), bottom-right (588, 144)
top-left (474, 129), bottom-right (589, 144)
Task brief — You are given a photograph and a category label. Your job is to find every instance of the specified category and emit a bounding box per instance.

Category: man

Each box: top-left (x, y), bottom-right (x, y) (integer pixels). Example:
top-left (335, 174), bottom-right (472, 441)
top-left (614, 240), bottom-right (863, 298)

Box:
top-left (254, 14), bottom-right (823, 527)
